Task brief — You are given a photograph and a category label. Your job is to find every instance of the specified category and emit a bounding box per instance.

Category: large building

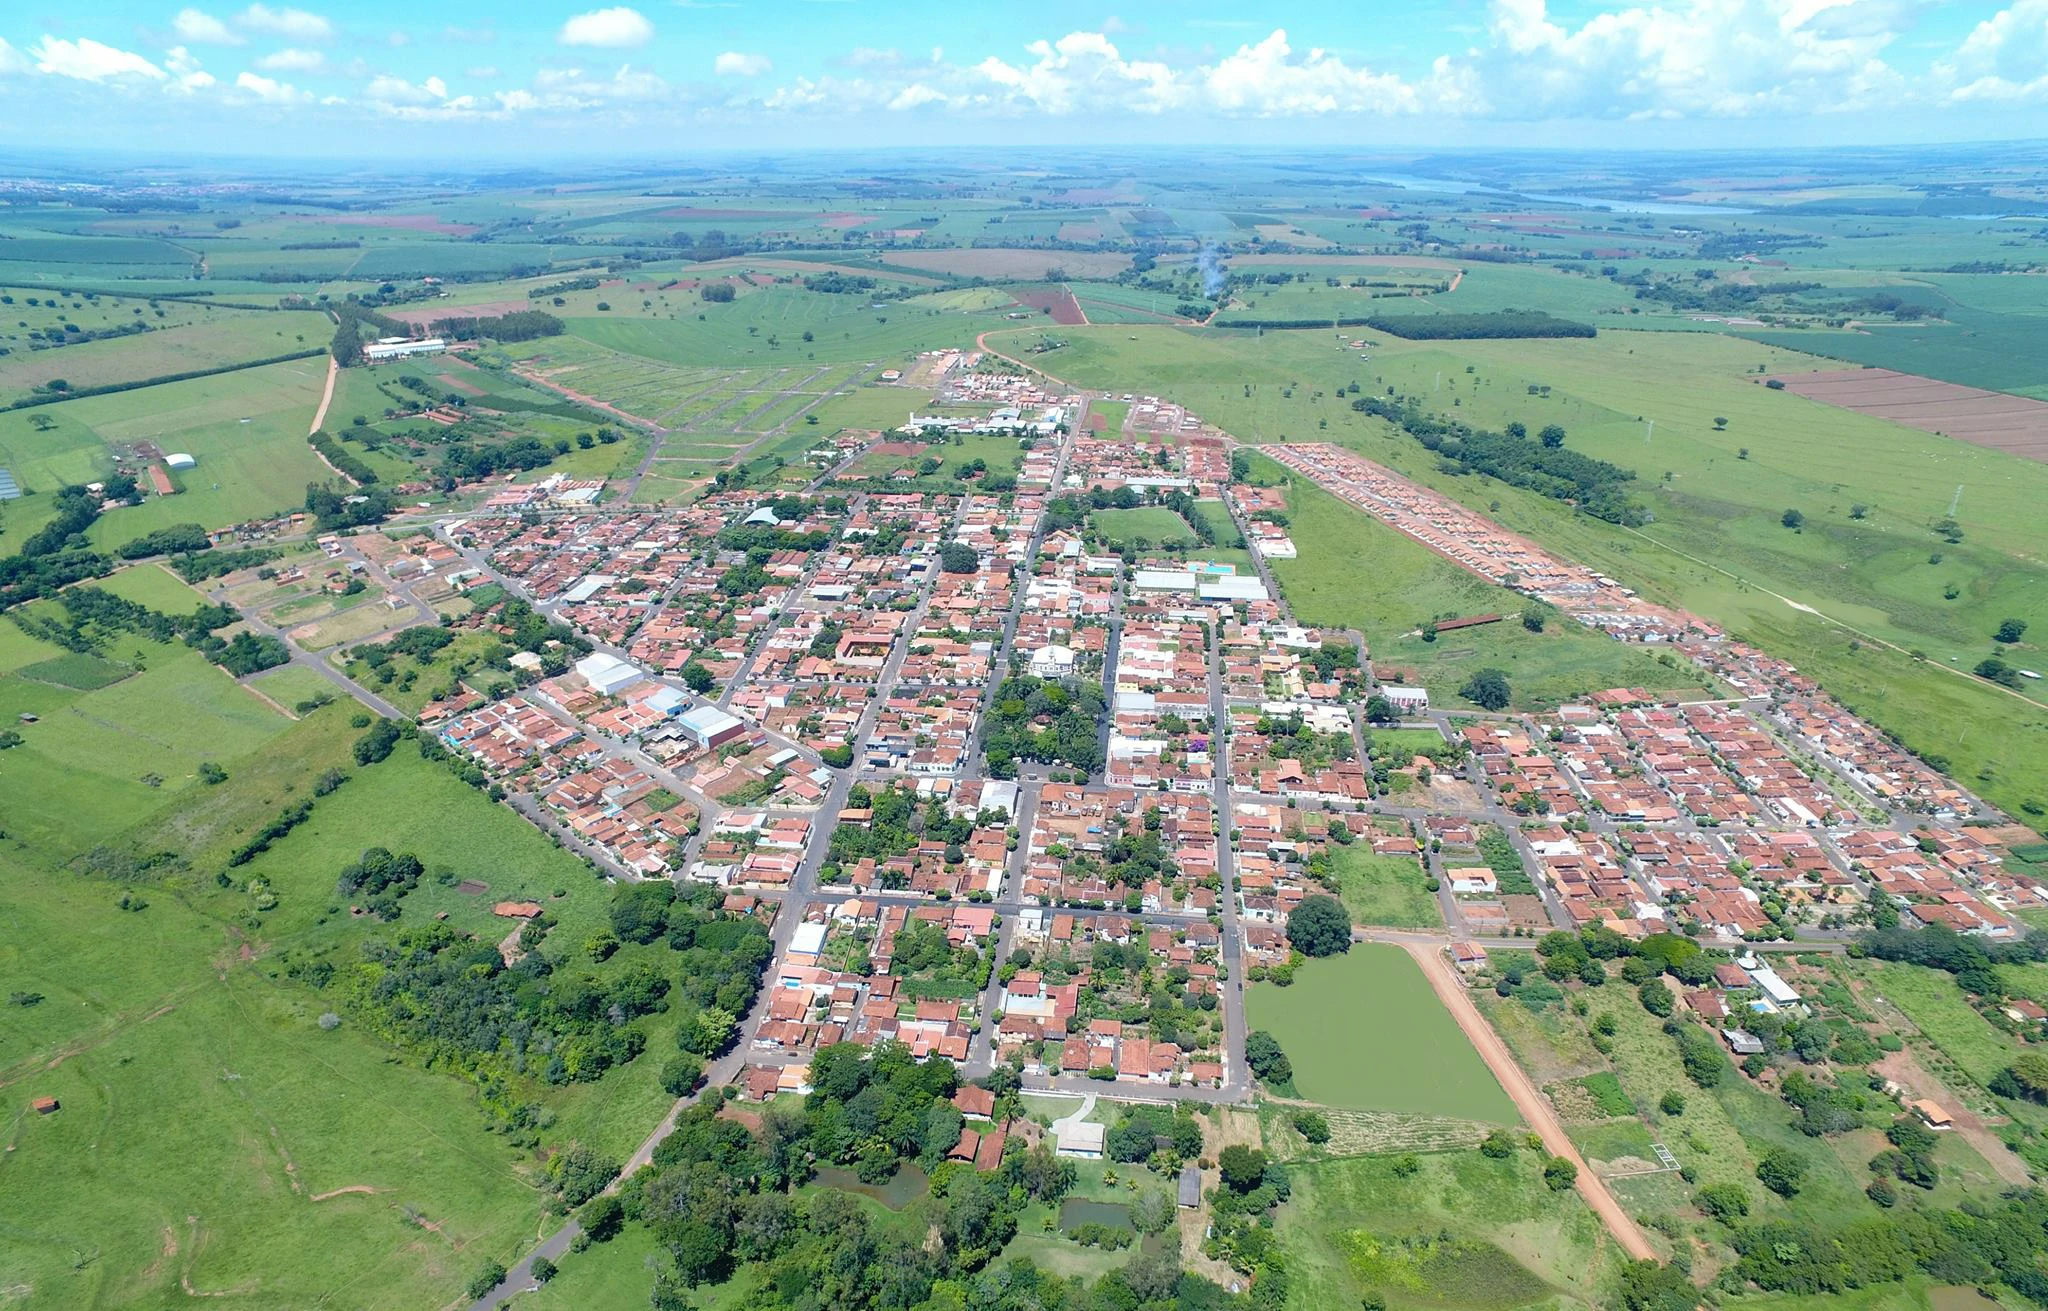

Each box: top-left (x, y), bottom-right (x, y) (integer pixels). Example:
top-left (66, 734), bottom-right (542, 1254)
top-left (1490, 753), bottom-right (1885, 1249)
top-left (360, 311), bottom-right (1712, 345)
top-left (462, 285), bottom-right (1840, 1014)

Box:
top-left (678, 703), bottom-right (747, 750)
top-left (575, 652), bottom-right (645, 698)
top-left (363, 336), bottom-right (448, 362)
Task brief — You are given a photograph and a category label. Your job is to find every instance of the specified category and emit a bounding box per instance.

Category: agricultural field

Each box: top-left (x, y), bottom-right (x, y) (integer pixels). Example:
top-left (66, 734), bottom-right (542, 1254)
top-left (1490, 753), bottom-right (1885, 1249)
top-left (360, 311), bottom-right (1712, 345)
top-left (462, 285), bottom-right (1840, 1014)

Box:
top-left (1245, 946), bottom-right (1516, 1122)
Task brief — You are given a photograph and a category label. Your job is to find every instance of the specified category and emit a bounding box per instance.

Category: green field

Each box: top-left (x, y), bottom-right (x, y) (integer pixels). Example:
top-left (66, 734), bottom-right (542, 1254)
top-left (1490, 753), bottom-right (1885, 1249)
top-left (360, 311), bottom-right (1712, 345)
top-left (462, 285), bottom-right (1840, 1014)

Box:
top-left (566, 286), bottom-right (1014, 367)
top-left (1329, 846), bottom-right (1441, 929)
top-left (1091, 505), bottom-right (1198, 548)
top-left (1246, 946), bottom-right (1515, 1122)
top-left (1278, 1150), bottom-right (1619, 1311)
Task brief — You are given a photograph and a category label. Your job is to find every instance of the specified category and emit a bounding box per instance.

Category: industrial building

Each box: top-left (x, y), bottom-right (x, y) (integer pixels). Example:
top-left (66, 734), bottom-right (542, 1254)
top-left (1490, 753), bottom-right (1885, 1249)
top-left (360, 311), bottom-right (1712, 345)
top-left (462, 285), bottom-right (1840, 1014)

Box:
top-left (363, 336), bottom-right (448, 362)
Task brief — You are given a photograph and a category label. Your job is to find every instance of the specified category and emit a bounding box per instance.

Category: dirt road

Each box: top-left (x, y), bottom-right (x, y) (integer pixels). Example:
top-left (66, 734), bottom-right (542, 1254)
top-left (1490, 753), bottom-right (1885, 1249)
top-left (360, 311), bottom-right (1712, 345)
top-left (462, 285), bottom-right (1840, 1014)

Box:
top-left (1400, 939), bottom-right (1659, 1262)
top-left (309, 355), bottom-right (337, 434)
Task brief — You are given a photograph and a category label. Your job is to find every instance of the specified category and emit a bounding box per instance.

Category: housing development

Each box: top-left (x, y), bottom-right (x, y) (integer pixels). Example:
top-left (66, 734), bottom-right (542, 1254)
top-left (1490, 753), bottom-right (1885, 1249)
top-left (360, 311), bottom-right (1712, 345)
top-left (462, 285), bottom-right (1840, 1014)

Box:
top-left (10, 115), bottom-right (2048, 1311)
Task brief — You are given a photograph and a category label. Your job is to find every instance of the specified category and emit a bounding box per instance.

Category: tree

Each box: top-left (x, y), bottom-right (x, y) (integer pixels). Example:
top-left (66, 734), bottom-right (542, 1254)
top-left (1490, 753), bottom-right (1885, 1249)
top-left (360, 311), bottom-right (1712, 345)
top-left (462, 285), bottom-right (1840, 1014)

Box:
top-left (1781, 508), bottom-right (1804, 530)
top-left (1291, 1110), bottom-right (1330, 1143)
top-left (1363, 695), bottom-right (1397, 724)
top-left (1756, 1146), bottom-right (1806, 1197)
top-left (1712, 416), bottom-right (1728, 430)
top-left (1543, 1155), bottom-right (1578, 1190)
top-left (1520, 604), bottom-right (1547, 633)
top-left (531, 1257), bottom-right (558, 1284)
top-left (1539, 424), bottom-right (1566, 448)
top-left (577, 1193), bottom-right (625, 1242)
top-left (465, 1262), bottom-right (507, 1300)
top-left (1245, 1030), bottom-right (1292, 1085)
top-left (1459, 667), bottom-right (1511, 711)
top-left (680, 661), bottom-right (715, 694)
top-left (1638, 979), bottom-right (1674, 1017)
top-left (1996, 618), bottom-right (2029, 644)
top-left (1616, 1260), bottom-right (1699, 1311)
top-left (1479, 1128), bottom-right (1517, 1159)
top-left (1286, 894), bottom-right (1351, 958)
top-left (1696, 1181), bottom-right (1750, 1220)
top-left (1659, 1090), bottom-right (1686, 1116)
top-left (1218, 1145), bottom-right (1268, 1192)
top-left (938, 542), bottom-right (978, 573)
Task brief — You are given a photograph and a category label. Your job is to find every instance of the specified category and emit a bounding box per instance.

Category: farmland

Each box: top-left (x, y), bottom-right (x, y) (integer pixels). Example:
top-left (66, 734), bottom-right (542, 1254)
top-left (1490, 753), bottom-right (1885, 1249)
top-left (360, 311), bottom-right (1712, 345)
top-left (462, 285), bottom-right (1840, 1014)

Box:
top-left (1245, 946), bottom-right (1516, 1122)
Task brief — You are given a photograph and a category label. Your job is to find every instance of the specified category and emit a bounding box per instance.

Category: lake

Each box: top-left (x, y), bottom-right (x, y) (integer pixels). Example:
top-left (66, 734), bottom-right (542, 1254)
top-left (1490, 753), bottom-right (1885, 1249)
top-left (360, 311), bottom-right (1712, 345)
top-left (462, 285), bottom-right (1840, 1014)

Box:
top-left (810, 1163), bottom-right (931, 1210)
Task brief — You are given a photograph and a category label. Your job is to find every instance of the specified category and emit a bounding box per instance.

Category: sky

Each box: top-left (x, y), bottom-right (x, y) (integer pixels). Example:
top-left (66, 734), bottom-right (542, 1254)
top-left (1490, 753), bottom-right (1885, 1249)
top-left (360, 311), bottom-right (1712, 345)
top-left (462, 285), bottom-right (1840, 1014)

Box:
top-left (2, 1), bottom-right (2047, 158)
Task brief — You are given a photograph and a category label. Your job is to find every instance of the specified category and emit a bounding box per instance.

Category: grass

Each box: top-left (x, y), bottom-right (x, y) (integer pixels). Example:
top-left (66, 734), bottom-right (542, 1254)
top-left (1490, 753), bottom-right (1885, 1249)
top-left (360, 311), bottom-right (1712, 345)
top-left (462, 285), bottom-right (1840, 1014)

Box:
top-left (96, 562), bottom-right (206, 614)
top-left (1277, 1150), bottom-right (1618, 1311)
top-left (1091, 506), bottom-right (1197, 548)
top-left (567, 286), bottom-right (1018, 367)
top-left (1245, 945), bottom-right (1515, 1122)
top-left (0, 637), bottom-right (294, 863)
top-left (1329, 845), bottom-right (1441, 929)
top-left (0, 855), bottom-right (552, 1310)
top-left (0, 310), bottom-right (330, 406)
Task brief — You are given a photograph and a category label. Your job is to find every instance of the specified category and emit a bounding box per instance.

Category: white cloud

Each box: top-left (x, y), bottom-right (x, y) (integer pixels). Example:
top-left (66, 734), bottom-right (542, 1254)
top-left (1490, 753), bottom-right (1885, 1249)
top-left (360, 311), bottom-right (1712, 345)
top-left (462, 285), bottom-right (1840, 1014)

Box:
top-left (163, 46), bottom-right (217, 93)
top-left (256, 47), bottom-right (327, 73)
top-left (1937, 0), bottom-right (2048, 101)
top-left (1203, 30), bottom-right (1422, 115)
top-left (0, 38), bottom-right (26, 75)
top-left (971, 31), bottom-right (1183, 114)
top-left (365, 73), bottom-right (448, 105)
top-left (887, 82), bottom-right (947, 110)
top-left (534, 63), bottom-right (668, 99)
top-left (714, 51), bottom-right (771, 76)
top-left (173, 8), bottom-right (243, 45)
top-left (32, 36), bottom-right (167, 82)
top-left (237, 5), bottom-right (334, 43)
top-left (559, 7), bottom-right (654, 49)
top-left (235, 69), bottom-right (309, 101)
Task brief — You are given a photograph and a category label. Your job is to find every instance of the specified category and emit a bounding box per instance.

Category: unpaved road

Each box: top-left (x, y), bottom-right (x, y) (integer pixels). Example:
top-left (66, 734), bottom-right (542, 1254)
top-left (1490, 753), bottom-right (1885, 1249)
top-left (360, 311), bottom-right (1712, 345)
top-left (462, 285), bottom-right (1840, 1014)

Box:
top-left (1400, 939), bottom-right (1659, 1262)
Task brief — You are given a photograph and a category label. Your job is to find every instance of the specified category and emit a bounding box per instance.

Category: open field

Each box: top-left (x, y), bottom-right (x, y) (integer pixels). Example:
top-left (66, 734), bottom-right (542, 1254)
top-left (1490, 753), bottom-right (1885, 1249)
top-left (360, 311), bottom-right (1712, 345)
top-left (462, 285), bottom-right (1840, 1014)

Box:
top-left (1767, 366), bottom-right (2048, 461)
top-left (882, 248), bottom-right (1132, 280)
top-left (0, 311), bottom-right (330, 406)
top-left (1090, 505), bottom-right (1196, 547)
top-left (1277, 1150), bottom-right (1618, 1311)
top-left (1246, 945), bottom-right (1516, 1121)
top-left (1329, 846), bottom-right (1441, 928)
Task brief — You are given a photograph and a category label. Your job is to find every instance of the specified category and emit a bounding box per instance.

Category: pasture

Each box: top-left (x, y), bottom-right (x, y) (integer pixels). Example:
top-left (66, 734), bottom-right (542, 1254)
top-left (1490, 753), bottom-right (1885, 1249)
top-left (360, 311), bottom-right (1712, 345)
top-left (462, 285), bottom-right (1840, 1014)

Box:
top-left (1090, 506), bottom-right (1197, 548)
top-left (0, 311), bottom-right (330, 406)
top-left (566, 286), bottom-right (1014, 367)
top-left (1328, 846), bottom-right (1440, 929)
top-left (1245, 945), bottom-right (1515, 1122)
top-left (1277, 1150), bottom-right (1618, 1311)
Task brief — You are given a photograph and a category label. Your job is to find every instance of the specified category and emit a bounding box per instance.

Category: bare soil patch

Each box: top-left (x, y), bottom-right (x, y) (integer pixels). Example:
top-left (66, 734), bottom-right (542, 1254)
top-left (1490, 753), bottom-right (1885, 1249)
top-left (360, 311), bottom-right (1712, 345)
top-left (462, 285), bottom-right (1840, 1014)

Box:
top-left (1764, 367), bottom-right (2048, 462)
top-left (1013, 287), bottom-right (1087, 326)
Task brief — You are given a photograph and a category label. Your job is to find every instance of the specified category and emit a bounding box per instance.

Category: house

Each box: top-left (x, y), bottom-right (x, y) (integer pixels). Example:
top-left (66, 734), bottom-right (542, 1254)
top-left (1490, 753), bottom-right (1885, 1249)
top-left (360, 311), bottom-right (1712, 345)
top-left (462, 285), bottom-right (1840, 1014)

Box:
top-left (954, 1086), bottom-right (996, 1121)
top-left (32, 1096), bottom-right (58, 1115)
top-left (1056, 1119), bottom-right (1106, 1159)
top-left (1449, 942), bottom-right (1488, 974)
top-left (1911, 1099), bottom-right (1953, 1129)
top-left (1447, 867), bottom-right (1497, 895)
top-left (1177, 1164), bottom-right (1201, 1208)
top-left (1722, 1028), bottom-right (1765, 1055)
top-left (1379, 685), bottom-right (1429, 713)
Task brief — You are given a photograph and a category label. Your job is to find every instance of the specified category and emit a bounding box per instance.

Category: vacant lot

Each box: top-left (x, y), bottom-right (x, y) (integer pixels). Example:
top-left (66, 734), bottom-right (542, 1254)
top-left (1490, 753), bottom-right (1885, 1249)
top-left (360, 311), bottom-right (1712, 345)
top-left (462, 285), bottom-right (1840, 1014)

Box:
top-left (1330, 846), bottom-right (1441, 929)
top-left (1766, 367), bottom-right (2048, 462)
top-left (1246, 945), bottom-right (1515, 1122)
top-left (1091, 505), bottom-right (1196, 547)
top-left (1278, 1150), bottom-right (1616, 1311)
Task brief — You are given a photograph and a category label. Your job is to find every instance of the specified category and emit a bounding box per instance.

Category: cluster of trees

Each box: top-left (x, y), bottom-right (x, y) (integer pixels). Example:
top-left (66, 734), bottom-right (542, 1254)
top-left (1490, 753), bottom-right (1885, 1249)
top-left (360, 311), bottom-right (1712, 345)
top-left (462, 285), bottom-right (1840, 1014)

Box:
top-left (1348, 392), bottom-right (1648, 526)
top-left (171, 547), bottom-right (279, 583)
top-left (424, 309), bottom-right (563, 342)
top-left (1726, 1188), bottom-right (2048, 1301)
top-left (304, 482), bottom-right (395, 531)
top-left (435, 435), bottom-right (561, 484)
top-left (115, 522), bottom-right (212, 560)
top-left (982, 675), bottom-right (1107, 776)
top-left (310, 429), bottom-right (380, 485)
top-left (608, 1075), bottom-right (1198, 1311)
top-left (825, 783), bottom-right (986, 883)
top-left (1246, 1030), bottom-right (1292, 1085)
top-left (333, 847), bottom-right (426, 920)
top-left (1459, 667), bottom-right (1513, 711)
top-left (1363, 311), bottom-right (1597, 340)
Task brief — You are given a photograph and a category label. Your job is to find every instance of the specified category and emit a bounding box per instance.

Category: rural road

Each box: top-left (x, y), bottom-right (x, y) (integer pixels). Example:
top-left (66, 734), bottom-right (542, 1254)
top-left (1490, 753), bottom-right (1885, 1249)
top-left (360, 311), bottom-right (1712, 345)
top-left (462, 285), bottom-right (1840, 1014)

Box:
top-left (309, 355), bottom-right (337, 434)
top-left (1399, 939), bottom-right (1659, 1263)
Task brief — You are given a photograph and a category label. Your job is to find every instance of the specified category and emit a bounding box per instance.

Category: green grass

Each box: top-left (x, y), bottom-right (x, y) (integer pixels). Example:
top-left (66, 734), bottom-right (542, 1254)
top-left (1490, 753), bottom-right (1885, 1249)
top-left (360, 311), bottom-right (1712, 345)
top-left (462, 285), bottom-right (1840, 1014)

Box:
top-left (1245, 945), bottom-right (1515, 1122)
top-left (1574, 1072), bottom-right (1635, 1118)
top-left (519, 1228), bottom-right (663, 1309)
top-left (14, 651), bottom-right (133, 690)
top-left (0, 311), bottom-right (330, 406)
top-left (1091, 506), bottom-right (1197, 548)
top-left (1278, 1150), bottom-right (1618, 1311)
top-left (567, 286), bottom-right (1017, 367)
top-left (1329, 846), bottom-right (1440, 929)
top-left (96, 562), bottom-right (206, 614)
top-left (0, 639), bottom-right (294, 863)
top-left (0, 866), bottom-right (553, 1310)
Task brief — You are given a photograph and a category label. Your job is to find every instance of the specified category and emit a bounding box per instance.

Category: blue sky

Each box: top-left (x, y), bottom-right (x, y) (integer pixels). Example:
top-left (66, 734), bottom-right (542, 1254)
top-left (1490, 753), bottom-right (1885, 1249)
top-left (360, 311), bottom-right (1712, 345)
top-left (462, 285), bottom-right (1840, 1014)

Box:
top-left (1, 1), bottom-right (2045, 156)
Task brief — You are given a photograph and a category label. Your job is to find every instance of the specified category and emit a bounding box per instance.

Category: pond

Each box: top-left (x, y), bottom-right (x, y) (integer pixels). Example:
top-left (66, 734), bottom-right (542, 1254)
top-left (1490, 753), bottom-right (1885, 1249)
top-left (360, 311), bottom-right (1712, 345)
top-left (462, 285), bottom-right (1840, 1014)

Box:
top-left (1059, 1199), bottom-right (1135, 1233)
top-left (810, 1163), bottom-right (931, 1211)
